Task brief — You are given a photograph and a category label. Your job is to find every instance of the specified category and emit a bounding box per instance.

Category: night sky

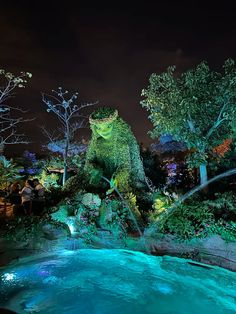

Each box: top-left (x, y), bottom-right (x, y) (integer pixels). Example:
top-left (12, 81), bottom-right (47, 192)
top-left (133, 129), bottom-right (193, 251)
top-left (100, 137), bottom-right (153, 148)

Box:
top-left (1, 1), bottom-right (236, 155)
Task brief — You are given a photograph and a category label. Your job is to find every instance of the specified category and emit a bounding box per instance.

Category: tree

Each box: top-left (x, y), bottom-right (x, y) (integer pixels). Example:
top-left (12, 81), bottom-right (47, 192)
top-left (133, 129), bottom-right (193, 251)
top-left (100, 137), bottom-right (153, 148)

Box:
top-left (0, 69), bottom-right (32, 152)
top-left (141, 59), bottom-right (236, 185)
top-left (41, 129), bottom-right (87, 157)
top-left (41, 129), bottom-right (88, 182)
top-left (41, 87), bottom-right (96, 185)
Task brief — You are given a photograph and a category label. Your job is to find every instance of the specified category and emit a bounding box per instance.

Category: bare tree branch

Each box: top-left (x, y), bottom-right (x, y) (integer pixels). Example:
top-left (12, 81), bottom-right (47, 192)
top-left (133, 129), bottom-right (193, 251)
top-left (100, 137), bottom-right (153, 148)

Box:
top-left (41, 87), bottom-right (97, 185)
top-left (0, 69), bottom-right (33, 150)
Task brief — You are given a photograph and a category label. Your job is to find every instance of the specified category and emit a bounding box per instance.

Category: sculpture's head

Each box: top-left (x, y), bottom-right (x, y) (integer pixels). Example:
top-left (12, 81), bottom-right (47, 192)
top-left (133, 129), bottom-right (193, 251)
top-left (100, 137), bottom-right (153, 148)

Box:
top-left (89, 107), bottom-right (118, 140)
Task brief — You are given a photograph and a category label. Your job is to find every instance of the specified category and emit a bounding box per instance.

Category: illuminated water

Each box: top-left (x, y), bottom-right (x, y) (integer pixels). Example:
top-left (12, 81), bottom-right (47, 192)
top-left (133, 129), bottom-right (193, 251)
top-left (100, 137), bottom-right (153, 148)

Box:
top-left (0, 249), bottom-right (236, 314)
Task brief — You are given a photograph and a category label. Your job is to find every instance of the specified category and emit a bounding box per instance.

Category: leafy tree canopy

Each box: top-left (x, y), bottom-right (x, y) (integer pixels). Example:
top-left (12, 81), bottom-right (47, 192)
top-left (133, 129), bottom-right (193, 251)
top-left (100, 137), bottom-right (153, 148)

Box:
top-left (141, 59), bottom-right (236, 168)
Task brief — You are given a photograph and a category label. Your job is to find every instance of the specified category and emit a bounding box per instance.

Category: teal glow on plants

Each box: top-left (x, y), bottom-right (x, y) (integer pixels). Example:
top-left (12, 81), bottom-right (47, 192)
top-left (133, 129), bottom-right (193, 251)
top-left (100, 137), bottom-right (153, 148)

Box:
top-left (0, 249), bottom-right (236, 313)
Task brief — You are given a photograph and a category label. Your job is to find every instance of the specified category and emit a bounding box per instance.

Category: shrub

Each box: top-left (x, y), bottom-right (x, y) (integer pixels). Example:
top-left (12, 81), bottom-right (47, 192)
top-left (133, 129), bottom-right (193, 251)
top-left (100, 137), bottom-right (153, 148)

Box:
top-left (149, 191), bottom-right (236, 241)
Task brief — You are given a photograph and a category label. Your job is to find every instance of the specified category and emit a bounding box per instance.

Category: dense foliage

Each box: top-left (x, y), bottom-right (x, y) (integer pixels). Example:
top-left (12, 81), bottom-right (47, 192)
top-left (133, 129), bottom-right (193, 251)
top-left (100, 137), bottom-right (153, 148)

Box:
top-left (149, 191), bottom-right (236, 241)
top-left (84, 107), bottom-right (146, 193)
top-left (141, 59), bottom-right (236, 184)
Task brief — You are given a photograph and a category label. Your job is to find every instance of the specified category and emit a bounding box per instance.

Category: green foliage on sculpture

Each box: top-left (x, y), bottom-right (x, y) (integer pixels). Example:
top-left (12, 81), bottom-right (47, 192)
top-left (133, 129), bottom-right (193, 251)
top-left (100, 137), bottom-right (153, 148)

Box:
top-left (49, 187), bottom-right (138, 242)
top-left (71, 192), bottom-right (129, 240)
top-left (76, 193), bottom-right (101, 225)
top-left (99, 193), bottom-right (143, 234)
top-left (84, 107), bottom-right (146, 193)
top-left (81, 192), bottom-right (102, 209)
top-left (99, 197), bottom-right (129, 237)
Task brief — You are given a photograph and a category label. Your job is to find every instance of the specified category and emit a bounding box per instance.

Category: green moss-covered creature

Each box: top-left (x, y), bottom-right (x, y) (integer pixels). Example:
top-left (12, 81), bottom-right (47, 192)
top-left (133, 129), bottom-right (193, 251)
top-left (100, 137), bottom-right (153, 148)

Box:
top-left (84, 107), bottom-right (146, 194)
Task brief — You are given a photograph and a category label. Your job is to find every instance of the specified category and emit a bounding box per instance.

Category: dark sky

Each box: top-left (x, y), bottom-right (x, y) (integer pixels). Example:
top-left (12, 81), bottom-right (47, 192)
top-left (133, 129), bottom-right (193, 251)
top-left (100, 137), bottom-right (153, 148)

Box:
top-left (1, 1), bottom-right (236, 155)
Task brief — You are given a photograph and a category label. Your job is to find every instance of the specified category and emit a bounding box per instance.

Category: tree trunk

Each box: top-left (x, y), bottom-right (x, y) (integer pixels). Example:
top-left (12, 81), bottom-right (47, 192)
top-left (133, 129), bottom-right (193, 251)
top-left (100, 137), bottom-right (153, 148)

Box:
top-left (62, 162), bottom-right (67, 186)
top-left (62, 138), bottom-right (69, 186)
top-left (199, 164), bottom-right (208, 186)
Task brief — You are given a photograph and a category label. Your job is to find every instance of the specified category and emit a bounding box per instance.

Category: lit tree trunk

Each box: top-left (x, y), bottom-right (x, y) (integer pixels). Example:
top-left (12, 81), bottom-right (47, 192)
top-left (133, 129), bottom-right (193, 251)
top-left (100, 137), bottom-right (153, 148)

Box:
top-left (197, 143), bottom-right (208, 187)
top-left (62, 129), bottom-right (69, 186)
top-left (62, 151), bottom-right (68, 186)
top-left (199, 163), bottom-right (208, 185)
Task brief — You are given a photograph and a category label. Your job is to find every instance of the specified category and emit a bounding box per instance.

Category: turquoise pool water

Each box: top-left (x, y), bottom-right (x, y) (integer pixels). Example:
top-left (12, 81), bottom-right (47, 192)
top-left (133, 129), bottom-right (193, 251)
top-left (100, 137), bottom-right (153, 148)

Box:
top-left (0, 249), bottom-right (236, 314)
